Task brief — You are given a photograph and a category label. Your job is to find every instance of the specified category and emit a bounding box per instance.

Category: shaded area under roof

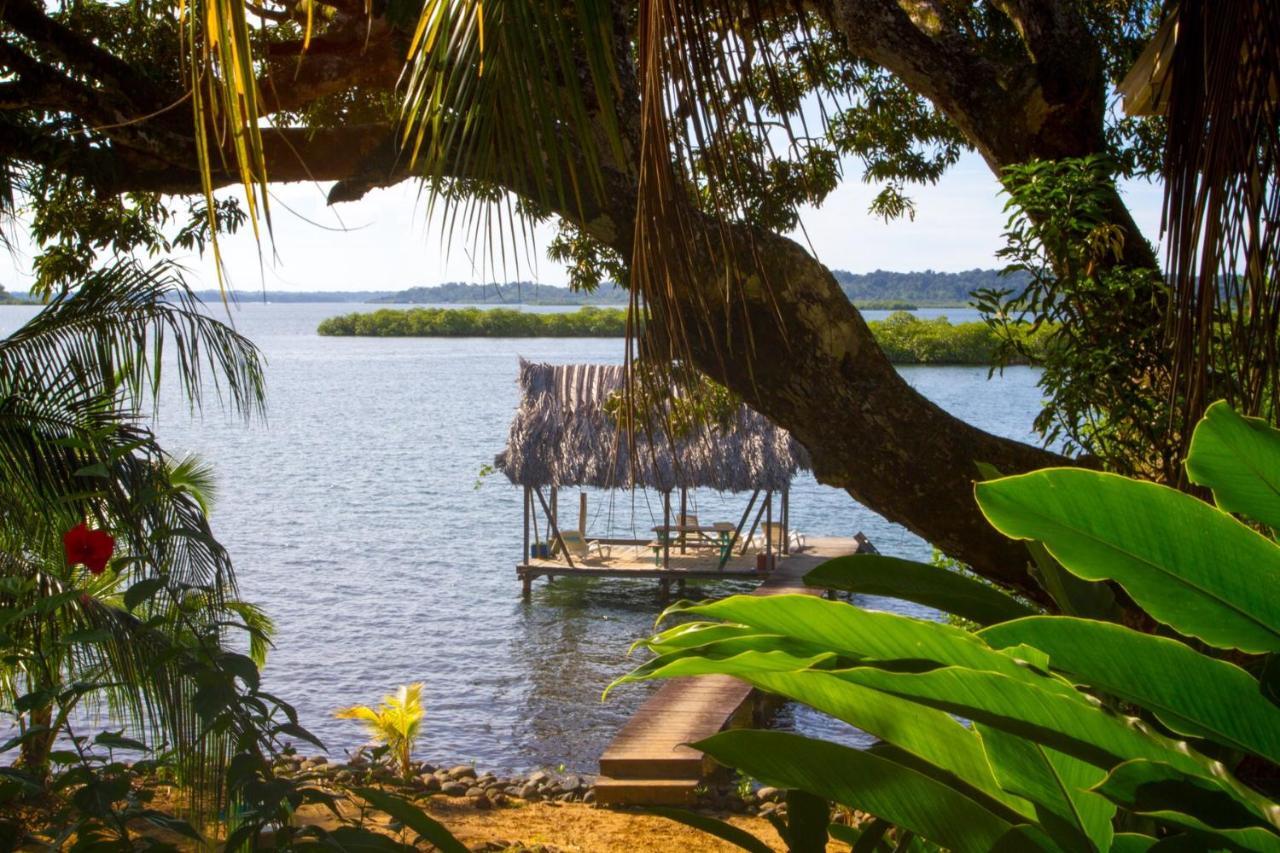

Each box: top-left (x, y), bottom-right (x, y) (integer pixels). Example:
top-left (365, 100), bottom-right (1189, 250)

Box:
top-left (495, 360), bottom-right (809, 492)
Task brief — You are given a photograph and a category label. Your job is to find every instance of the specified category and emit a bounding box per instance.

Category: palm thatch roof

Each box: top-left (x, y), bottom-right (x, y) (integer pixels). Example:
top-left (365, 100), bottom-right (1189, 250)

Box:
top-left (495, 360), bottom-right (809, 492)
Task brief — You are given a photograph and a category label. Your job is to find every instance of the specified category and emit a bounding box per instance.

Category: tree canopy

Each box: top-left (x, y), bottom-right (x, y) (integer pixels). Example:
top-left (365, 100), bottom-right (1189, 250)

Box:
top-left (0, 0), bottom-right (1208, 599)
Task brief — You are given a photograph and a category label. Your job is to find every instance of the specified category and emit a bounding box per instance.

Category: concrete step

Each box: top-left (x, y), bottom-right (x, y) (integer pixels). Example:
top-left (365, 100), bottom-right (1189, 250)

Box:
top-left (592, 776), bottom-right (701, 806)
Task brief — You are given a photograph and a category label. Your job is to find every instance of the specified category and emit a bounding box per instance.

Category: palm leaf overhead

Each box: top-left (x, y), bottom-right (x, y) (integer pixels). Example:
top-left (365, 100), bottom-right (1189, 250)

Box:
top-left (395, 0), bottom-right (630, 278)
top-left (1159, 0), bottom-right (1280, 471)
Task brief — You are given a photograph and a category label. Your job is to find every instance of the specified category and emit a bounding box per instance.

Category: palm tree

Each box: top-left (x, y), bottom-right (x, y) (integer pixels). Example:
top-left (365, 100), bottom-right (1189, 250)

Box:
top-left (0, 258), bottom-right (271, 808)
top-left (334, 683), bottom-right (426, 780)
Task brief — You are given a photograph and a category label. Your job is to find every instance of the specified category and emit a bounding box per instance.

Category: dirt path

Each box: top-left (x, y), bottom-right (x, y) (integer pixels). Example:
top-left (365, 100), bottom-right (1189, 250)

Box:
top-left (295, 797), bottom-right (802, 852)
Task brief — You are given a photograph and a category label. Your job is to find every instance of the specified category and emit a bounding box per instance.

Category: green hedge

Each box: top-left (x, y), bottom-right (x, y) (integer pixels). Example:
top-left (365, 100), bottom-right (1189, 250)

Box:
top-left (317, 306), bottom-right (629, 338)
top-left (317, 307), bottom-right (1052, 365)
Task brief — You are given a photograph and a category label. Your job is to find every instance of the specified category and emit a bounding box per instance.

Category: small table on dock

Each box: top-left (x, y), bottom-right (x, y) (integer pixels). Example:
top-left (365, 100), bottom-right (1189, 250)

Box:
top-left (650, 522), bottom-right (736, 569)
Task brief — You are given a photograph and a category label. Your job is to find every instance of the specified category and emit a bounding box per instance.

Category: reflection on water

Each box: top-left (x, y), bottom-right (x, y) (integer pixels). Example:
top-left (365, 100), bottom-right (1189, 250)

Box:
top-left (0, 302), bottom-right (1043, 772)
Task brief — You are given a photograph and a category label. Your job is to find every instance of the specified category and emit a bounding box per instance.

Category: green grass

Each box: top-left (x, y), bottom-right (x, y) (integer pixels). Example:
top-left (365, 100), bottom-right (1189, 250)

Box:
top-left (317, 307), bottom-right (1052, 365)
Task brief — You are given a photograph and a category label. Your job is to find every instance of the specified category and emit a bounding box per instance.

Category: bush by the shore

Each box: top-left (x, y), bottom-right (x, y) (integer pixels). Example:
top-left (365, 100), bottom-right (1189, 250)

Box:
top-left (318, 307), bottom-right (1052, 365)
top-left (870, 311), bottom-right (1052, 365)
top-left (318, 306), bottom-right (629, 338)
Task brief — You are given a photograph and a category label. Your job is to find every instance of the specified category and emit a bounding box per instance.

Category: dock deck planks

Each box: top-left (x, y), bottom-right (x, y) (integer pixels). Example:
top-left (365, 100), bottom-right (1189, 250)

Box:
top-left (592, 536), bottom-right (865, 805)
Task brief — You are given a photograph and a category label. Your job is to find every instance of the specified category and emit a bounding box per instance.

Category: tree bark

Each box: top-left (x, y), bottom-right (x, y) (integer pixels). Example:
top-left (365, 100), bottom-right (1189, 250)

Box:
top-left (666, 222), bottom-right (1069, 601)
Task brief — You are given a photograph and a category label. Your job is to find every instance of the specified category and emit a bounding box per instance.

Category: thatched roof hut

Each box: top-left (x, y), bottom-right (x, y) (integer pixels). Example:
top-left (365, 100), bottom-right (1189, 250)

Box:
top-left (495, 360), bottom-right (809, 492)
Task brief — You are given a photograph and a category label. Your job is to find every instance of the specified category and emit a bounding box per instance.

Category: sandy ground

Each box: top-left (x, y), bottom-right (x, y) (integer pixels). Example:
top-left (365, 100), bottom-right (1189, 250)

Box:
top-left (295, 796), bottom-right (804, 852)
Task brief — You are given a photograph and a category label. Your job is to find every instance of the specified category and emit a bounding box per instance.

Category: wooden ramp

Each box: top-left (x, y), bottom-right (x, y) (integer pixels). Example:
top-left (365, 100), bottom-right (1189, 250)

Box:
top-left (593, 536), bottom-right (866, 805)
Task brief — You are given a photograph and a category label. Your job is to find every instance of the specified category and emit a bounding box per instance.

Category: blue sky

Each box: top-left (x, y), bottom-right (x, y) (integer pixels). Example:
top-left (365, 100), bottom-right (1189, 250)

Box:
top-left (1, 151), bottom-right (1166, 293)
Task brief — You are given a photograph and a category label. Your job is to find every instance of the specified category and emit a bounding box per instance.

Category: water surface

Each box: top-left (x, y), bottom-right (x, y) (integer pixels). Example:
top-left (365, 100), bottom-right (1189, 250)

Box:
top-left (0, 302), bottom-right (1041, 771)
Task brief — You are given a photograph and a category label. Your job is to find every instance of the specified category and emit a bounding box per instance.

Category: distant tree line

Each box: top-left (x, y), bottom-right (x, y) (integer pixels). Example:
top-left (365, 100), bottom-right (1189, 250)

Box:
top-left (0, 284), bottom-right (30, 304)
top-left (319, 306), bottom-right (628, 336)
top-left (318, 307), bottom-right (1051, 365)
top-left (372, 281), bottom-right (630, 304)
top-left (831, 268), bottom-right (1028, 305)
top-left (185, 289), bottom-right (396, 303)
top-left (170, 272), bottom-right (1016, 307)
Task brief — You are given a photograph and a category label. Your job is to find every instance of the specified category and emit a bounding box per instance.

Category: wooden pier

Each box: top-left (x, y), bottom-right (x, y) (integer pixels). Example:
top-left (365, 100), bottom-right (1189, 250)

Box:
top-left (592, 536), bottom-right (867, 805)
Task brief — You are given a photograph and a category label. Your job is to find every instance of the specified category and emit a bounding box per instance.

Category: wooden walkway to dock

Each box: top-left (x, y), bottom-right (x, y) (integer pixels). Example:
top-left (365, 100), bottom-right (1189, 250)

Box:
top-left (593, 536), bottom-right (867, 805)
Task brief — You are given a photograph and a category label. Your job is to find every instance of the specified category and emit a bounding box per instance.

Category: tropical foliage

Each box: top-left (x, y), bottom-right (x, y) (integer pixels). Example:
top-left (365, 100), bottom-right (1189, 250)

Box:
top-left (317, 306), bottom-right (630, 338)
top-left (0, 267), bottom-right (467, 849)
top-left (335, 684), bottom-right (426, 781)
top-left (0, 260), bottom-right (267, 782)
top-left (0, 0), bottom-right (1202, 588)
top-left (976, 155), bottom-right (1170, 478)
top-left (617, 400), bottom-right (1280, 851)
top-left (319, 308), bottom-right (1054, 365)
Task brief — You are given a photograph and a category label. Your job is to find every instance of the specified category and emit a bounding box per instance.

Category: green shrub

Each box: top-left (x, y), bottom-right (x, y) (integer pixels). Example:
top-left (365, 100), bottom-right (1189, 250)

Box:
top-left (317, 307), bottom-right (1055, 364)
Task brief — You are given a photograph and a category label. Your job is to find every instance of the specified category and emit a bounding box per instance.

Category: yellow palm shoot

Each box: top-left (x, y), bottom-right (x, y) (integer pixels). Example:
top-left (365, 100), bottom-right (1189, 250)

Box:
top-left (334, 683), bottom-right (425, 779)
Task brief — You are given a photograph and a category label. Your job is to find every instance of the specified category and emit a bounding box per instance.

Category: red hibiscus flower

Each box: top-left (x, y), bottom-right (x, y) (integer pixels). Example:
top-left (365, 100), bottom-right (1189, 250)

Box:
top-left (63, 523), bottom-right (115, 575)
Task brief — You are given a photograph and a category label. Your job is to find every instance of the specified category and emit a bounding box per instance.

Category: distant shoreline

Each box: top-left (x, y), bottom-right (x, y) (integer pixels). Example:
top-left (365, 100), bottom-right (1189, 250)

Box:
top-left (182, 268), bottom-right (1007, 308)
top-left (317, 306), bottom-right (1046, 365)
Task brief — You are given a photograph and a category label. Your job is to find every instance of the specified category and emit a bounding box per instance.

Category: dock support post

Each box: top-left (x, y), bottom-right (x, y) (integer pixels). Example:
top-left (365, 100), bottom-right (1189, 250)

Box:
top-left (781, 489), bottom-right (789, 555)
top-left (678, 487), bottom-right (687, 554)
top-left (579, 492), bottom-right (587, 536)
top-left (765, 489), bottom-right (773, 565)
top-left (533, 487), bottom-right (575, 568)
top-left (522, 486), bottom-right (530, 564)
top-left (658, 578), bottom-right (671, 600)
top-left (662, 490), bottom-right (671, 569)
top-left (522, 573), bottom-right (533, 598)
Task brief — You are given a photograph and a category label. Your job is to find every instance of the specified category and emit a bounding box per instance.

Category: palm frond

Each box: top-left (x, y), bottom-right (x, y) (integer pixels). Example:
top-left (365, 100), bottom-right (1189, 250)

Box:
top-left (1, 549), bottom-right (233, 814)
top-left (180, 0), bottom-right (274, 289)
top-left (1161, 0), bottom-right (1280, 470)
top-left (0, 258), bottom-right (265, 419)
top-left (167, 454), bottom-right (219, 516)
top-left (398, 0), bottom-right (627, 276)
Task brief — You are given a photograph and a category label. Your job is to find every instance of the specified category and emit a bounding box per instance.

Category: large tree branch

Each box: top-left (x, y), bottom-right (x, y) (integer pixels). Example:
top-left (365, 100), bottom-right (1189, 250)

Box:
top-left (0, 0), bottom-right (167, 108)
top-left (819, 0), bottom-right (1156, 273)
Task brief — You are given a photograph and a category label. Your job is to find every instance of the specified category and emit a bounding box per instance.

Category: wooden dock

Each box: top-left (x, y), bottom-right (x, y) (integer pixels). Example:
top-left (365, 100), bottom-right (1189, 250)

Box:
top-left (593, 536), bottom-right (867, 805)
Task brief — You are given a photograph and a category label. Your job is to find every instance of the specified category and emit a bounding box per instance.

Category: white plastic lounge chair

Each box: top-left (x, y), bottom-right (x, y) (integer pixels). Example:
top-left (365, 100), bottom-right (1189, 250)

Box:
top-left (750, 522), bottom-right (805, 553)
top-left (557, 529), bottom-right (612, 562)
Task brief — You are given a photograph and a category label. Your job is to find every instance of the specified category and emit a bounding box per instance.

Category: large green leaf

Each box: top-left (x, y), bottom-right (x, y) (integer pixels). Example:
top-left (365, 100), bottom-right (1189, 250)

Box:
top-left (833, 666), bottom-right (1278, 823)
top-left (692, 730), bottom-right (1014, 853)
top-left (981, 617), bottom-right (1280, 762)
top-left (609, 646), bottom-right (838, 694)
top-left (976, 462), bottom-right (1119, 621)
top-left (990, 825), bottom-right (1061, 851)
top-left (621, 655), bottom-right (1033, 820)
top-left (975, 469), bottom-right (1280, 653)
top-left (1092, 760), bottom-right (1280, 835)
top-left (978, 724), bottom-right (1113, 852)
top-left (836, 666), bottom-right (1194, 776)
top-left (1025, 540), bottom-right (1120, 622)
top-left (1186, 401), bottom-right (1280, 530)
top-left (803, 554), bottom-right (1036, 626)
top-left (350, 787), bottom-right (468, 853)
top-left (653, 595), bottom-right (1059, 683)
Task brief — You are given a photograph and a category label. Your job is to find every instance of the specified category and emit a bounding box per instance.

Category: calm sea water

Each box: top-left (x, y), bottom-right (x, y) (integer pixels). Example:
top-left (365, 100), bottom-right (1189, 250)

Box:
top-left (0, 301), bottom-right (1039, 772)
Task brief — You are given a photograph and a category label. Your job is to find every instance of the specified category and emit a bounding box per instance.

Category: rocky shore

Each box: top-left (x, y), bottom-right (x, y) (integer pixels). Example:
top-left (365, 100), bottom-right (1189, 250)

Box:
top-left (276, 752), bottom-right (790, 817)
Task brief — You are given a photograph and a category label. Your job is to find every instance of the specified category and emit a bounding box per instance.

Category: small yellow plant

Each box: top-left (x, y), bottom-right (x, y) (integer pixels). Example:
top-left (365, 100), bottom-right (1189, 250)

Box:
top-left (334, 683), bottom-right (424, 779)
